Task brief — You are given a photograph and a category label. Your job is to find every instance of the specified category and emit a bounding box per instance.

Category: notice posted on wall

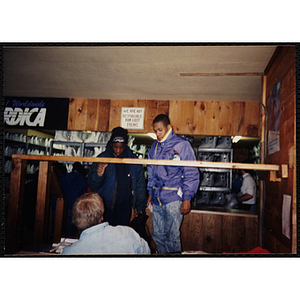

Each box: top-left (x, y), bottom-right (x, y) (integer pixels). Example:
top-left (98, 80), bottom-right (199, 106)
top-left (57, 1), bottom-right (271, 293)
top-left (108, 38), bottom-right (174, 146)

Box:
top-left (282, 194), bottom-right (291, 239)
top-left (121, 107), bottom-right (145, 130)
top-left (268, 77), bottom-right (281, 155)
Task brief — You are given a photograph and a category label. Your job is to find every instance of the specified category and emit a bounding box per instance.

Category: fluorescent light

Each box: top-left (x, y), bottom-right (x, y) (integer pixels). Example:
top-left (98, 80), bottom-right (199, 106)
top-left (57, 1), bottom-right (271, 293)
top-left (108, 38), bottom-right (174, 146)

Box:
top-left (148, 133), bottom-right (157, 140)
top-left (232, 136), bottom-right (242, 143)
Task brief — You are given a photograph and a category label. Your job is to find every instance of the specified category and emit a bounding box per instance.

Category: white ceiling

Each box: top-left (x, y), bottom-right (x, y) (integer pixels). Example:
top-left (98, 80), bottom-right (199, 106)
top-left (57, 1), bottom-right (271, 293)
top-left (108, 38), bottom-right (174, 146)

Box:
top-left (3, 45), bottom-right (277, 102)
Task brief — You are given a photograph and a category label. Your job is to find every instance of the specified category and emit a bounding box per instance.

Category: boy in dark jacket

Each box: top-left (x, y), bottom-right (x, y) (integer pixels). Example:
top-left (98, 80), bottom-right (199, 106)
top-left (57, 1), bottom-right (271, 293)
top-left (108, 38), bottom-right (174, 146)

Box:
top-left (87, 127), bottom-right (147, 226)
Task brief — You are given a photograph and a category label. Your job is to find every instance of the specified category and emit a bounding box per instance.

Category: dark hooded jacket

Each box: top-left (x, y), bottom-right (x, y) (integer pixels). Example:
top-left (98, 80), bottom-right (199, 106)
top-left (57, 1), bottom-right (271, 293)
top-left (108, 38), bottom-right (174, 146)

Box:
top-left (52, 166), bottom-right (88, 238)
top-left (87, 139), bottom-right (147, 212)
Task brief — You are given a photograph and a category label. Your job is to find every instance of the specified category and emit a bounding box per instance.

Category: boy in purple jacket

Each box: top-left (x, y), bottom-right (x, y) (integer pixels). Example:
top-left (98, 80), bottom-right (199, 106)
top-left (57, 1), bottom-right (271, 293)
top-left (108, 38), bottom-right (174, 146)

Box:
top-left (147, 114), bottom-right (199, 254)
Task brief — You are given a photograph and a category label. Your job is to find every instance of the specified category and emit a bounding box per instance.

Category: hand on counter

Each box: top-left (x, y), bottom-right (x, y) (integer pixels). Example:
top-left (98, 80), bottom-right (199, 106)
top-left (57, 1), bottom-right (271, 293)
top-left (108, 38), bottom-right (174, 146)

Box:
top-left (181, 200), bottom-right (191, 215)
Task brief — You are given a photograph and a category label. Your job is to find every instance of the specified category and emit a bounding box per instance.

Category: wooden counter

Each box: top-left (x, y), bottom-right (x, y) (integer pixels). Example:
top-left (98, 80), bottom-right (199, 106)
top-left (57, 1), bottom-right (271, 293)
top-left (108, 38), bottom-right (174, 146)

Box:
top-left (6, 154), bottom-right (277, 254)
top-left (146, 207), bottom-right (258, 254)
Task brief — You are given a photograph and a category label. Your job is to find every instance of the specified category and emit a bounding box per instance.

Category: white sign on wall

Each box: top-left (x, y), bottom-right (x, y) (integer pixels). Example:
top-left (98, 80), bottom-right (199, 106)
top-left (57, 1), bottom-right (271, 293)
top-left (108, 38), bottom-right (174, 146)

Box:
top-left (121, 107), bottom-right (145, 129)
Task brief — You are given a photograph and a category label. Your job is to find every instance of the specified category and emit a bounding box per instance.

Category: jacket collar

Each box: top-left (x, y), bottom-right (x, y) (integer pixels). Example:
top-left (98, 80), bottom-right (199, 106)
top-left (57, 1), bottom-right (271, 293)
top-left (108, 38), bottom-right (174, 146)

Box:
top-left (158, 127), bottom-right (173, 143)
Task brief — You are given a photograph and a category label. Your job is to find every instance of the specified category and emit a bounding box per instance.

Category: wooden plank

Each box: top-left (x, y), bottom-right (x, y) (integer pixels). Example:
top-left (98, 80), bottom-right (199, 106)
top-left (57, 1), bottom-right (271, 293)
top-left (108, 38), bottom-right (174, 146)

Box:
top-left (94, 99), bottom-right (110, 132)
top-left (53, 198), bottom-right (66, 243)
top-left (202, 214), bottom-right (217, 253)
top-left (219, 102), bottom-right (233, 135)
top-left (67, 98), bottom-right (76, 130)
top-left (144, 100), bottom-right (158, 133)
top-left (157, 100), bottom-right (170, 116)
top-left (244, 102), bottom-right (260, 136)
top-left (180, 72), bottom-right (263, 77)
top-left (169, 101), bottom-right (195, 134)
top-left (74, 98), bottom-right (88, 130)
top-left (232, 101), bottom-right (245, 136)
top-left (205, 101), bottom-right (219, 136)
top-left (109, 99), bottom-right (122, 130)
top-left (244, 216), bottom-right (259, 251)
top-left (68, 98), bottom-right (89, 131)
top-left (6, 158), bottom-right (27, 253)
top-left (11, 154), bottom-right (281, 171)
top-left (181, 212), bottom-right (204, 251)
top-left (180, 210), bottom-right (258, 253)
top-left (258, 74), bottom-right (267, 257)
top-left (265, 47), bottom-right (295, 90)
top-left (281, 164), bottom-right (288, 178)
top-left (85, 99), bottom-right (100, 131)
top-left (33, 161), bottom-right (52, 244)
top-left (51, 168), bottom-right (68, 242)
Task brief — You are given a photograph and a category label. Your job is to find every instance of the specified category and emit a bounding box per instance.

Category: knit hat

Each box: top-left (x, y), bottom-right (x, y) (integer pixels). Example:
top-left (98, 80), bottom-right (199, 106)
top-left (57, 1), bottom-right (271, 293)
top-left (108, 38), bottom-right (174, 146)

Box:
top-left (110, 127), bottom-right (128, 144)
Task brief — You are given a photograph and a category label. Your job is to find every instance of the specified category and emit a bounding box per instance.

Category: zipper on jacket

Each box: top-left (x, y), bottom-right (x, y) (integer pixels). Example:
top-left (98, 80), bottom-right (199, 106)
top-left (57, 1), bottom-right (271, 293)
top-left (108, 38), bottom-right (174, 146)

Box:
top-left (152, 186), bottom-right (162, 206)
top-left (157, 197), bottom-right (162, 206)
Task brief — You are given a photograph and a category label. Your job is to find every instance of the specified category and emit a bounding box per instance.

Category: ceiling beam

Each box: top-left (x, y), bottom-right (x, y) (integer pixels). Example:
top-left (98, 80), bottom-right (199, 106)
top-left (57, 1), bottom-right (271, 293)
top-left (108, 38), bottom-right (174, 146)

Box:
top-left (179, 72), bottom-right (263, 77)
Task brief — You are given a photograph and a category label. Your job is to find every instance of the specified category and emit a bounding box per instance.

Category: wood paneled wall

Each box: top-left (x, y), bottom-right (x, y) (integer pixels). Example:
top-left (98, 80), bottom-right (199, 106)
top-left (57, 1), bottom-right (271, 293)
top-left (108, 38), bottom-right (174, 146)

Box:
top-left (262, 46), bottom-right (296, 253)
top-left (68, 98), bottom-right (110, 132)
top-left (169, 100), bottom-right (260, 136)
top-left (68, 98), bottom-right (260, 137)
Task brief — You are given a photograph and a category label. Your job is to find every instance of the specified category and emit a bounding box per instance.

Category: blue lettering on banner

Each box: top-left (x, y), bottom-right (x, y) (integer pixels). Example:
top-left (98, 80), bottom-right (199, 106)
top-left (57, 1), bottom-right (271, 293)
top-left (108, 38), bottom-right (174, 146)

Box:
top-left (6, 99), bottom-right (46, 108)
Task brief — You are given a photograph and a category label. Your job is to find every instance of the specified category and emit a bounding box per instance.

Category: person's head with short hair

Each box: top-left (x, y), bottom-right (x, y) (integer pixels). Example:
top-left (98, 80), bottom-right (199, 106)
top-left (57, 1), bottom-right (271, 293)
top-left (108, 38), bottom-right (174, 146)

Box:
top-left (152, 114), bottom-right (171, 141)
top-left (72, 193), bottom-right (105, 232)
top-left (109, 127), bottom-right (128, 157)
top-left (153, 114), bottom-right (170, 127)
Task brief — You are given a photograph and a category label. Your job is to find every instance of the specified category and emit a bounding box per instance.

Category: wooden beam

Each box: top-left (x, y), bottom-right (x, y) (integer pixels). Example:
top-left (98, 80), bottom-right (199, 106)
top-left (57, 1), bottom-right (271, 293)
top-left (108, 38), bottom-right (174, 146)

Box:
top-left (51, 168), bottom-right (68, 243)
top-left (6, 158), bottom-right (27, 253)
top-left (281, 164), bottom-right (288, 178)
top-left (11, 154), bottom-right (280, 172)
top-left (179, 72), bottom-right (263, 77)
top-left (33, 161), bottom-right (52, 244)
top-left (53, 198), bottom-right (66, 244)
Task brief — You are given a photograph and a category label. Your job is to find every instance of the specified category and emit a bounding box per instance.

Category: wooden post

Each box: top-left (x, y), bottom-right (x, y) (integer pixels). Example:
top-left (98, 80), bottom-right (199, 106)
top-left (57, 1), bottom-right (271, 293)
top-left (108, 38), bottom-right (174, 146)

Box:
top-left (33, 161), bottom-right (52, 244)
top-left (259, 74), bottom-right (267, 248)
top-left (53, 198), bottom-right (66, 243)
top-left (51, 168), bottom-right (68, 243)
top-left (6, 158), bottom-right (27, 254)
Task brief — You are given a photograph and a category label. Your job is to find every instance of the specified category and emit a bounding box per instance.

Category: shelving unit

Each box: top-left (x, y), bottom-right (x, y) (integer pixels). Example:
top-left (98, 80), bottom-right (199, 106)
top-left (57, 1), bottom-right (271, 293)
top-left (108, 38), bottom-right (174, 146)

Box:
top-left (193, 138), bottom-right (233, 208)
top-left (49, 140), bottom-right (107, 157)
top-left (4, 137), bottom-right (51, 192)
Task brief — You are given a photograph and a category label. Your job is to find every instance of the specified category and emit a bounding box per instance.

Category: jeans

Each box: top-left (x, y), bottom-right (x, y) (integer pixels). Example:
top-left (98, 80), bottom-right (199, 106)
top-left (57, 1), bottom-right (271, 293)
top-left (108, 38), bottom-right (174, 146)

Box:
top-left (152, 200), bottom-right (183, 254)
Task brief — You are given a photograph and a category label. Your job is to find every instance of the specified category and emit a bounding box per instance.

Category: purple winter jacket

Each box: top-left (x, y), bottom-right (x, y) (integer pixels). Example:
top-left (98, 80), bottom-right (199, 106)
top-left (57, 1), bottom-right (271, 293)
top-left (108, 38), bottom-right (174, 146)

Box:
top-left (147, 129), bottom-right (199, 206)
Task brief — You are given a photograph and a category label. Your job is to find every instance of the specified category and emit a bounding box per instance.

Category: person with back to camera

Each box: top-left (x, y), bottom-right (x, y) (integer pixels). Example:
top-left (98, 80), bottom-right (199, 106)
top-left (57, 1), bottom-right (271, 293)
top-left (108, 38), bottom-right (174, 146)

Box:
top-left (236, 160), bottom-right (257, 211)
top-left (61, 193), bottom-right (150, 255)
top-left (225, 160), bottom-right (257, 211)
top-left (147, 114), bottom-right (199, 254)
top-left (51, 162), bottom-right (88, 239)
top-left (87, 127), bottom-right (147, 227)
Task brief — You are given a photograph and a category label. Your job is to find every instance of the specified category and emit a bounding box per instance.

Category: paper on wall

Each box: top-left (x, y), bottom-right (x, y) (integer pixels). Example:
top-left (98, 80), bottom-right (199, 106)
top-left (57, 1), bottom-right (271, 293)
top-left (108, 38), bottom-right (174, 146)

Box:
top-left (282, 194), bottom-right (291, 239)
